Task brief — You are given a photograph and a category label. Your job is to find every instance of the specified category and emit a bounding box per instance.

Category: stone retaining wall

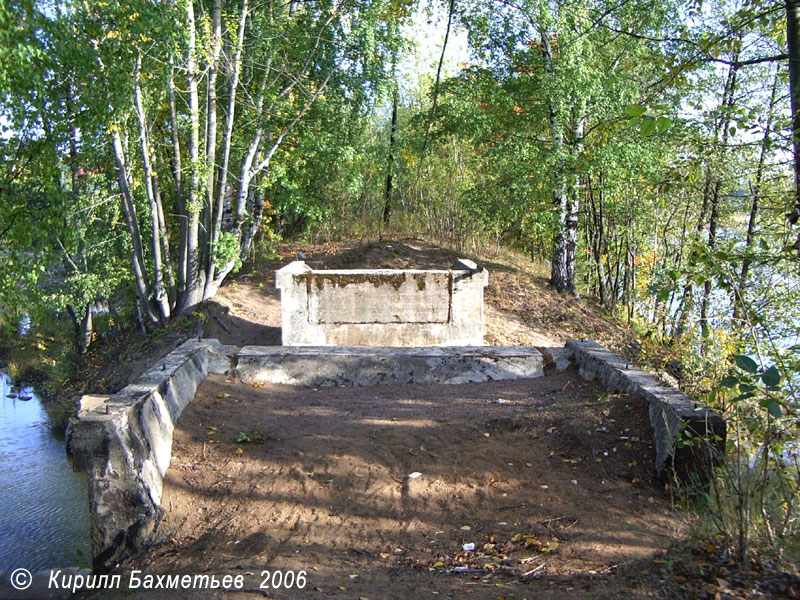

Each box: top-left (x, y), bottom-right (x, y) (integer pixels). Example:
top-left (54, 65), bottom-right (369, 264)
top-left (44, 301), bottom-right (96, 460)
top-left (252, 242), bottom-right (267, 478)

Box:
top-left (68, 339), bottom-right (235, 571)
top-left (567, 340), bottom-right (726, 479)
top-left (236, 345), bottom-right (544, 386)
top-left (275, 259), bottom-right (488, 346)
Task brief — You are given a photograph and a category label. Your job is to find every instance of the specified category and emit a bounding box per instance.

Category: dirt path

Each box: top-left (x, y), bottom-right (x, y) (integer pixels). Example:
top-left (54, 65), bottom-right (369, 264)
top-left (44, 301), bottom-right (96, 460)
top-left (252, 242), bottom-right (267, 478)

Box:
top-left (120, 369), bottom-right (681, 599)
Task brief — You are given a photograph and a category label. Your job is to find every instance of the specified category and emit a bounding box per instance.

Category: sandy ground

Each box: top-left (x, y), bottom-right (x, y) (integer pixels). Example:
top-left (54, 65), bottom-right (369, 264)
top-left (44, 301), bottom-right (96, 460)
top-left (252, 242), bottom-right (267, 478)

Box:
top-left (111, 369), bottom-right (684, 600)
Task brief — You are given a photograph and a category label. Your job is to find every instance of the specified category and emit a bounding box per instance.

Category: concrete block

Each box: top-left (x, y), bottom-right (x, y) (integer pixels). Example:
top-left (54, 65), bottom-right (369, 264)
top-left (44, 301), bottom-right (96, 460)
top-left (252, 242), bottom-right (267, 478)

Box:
top-left (68, 339), bottom-right (234, 572)
top-left (276, 261), bottom-right (488, 346)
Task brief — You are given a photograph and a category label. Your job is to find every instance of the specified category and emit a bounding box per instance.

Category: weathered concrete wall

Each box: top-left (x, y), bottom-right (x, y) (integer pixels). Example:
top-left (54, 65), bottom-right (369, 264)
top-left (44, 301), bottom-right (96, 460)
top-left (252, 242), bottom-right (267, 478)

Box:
top-left (566, 340), bottom-right (726, 479)
top-left (275, 259), bottom-right (488, 346)
top-left (68, 339), bottom-right (235, 571)
top-left (236, 345), bottom-right (544, 386)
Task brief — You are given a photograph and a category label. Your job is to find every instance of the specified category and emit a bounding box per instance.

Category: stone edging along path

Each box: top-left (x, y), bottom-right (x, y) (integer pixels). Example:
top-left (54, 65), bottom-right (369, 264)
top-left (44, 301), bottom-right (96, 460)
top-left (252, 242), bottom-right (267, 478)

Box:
top-left (69, 339), bottom-right (724, 571)
top-left (567, 340), bottom-right (726, 479)
top-left (68, 339), bottom-right (235, 571)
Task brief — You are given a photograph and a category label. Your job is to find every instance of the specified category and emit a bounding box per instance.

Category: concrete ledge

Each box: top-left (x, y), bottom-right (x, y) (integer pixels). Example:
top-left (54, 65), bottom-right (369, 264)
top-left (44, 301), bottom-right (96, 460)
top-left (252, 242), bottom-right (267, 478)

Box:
top-left (566, 340), bottom-right (725, 479)
top-left (236, 345), bottom-right (544, 386)
top-left (68, 339), bottom-right (236, 571)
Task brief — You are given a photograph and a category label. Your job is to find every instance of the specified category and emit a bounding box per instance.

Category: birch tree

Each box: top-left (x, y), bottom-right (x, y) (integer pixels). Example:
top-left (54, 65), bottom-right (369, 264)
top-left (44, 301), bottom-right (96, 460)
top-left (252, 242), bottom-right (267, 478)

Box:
top-left (453, 0), bottom-right (674, 294)
top-left (68, 0), bottom-right (403, 319)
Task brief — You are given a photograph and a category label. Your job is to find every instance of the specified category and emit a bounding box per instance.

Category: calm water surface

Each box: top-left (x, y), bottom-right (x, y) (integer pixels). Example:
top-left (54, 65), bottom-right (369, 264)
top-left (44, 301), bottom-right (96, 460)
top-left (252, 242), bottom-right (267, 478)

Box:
top-left (0, 372), bottom-right (91, 572)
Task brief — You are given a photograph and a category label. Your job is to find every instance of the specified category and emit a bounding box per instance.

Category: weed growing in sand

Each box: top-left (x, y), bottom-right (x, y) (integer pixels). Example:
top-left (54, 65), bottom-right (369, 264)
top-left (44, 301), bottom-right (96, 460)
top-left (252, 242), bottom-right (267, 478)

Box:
top-left (236, 423), bottom-right (267, 444)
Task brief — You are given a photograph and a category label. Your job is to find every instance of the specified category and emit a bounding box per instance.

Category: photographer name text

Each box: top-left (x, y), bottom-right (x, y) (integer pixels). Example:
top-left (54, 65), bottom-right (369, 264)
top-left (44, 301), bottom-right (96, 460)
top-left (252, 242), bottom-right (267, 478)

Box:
top-left (42, 569), bottom-right (308, 594)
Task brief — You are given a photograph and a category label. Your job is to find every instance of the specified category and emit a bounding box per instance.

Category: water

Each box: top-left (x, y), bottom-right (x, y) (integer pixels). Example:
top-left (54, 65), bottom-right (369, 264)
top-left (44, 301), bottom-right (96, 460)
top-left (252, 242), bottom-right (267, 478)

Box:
top-left (0, 372), bottom-right (92, 572)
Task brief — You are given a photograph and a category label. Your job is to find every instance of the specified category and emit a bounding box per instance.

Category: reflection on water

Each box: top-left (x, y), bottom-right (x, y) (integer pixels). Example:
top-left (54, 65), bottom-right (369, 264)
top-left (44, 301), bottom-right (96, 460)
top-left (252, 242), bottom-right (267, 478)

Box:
top-left (0, 372), bottom-right (91, 572)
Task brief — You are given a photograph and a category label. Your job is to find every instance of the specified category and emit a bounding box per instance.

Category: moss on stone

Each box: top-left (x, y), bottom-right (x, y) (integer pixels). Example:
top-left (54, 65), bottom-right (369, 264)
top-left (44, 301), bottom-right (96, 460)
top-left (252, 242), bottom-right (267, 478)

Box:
top-left (313, 272), bottom-right (409, 291)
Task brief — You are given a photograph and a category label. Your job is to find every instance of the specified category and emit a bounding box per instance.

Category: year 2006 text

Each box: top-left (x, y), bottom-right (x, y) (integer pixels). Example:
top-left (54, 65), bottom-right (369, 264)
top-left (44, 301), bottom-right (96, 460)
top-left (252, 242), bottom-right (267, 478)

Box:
top-left (260, 570), bottom-right (307, 590)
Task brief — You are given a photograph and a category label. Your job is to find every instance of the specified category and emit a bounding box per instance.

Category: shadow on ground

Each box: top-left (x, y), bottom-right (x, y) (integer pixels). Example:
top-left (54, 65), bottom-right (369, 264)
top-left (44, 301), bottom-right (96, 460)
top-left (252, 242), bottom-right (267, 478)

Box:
top-left (115, 370), bottom-right (683, 600)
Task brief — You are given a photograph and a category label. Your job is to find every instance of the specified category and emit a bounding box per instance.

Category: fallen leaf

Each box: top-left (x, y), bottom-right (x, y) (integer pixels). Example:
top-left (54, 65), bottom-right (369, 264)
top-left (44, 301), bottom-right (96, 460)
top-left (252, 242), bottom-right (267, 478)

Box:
top-left (523, 535), bottom-right (540, 548)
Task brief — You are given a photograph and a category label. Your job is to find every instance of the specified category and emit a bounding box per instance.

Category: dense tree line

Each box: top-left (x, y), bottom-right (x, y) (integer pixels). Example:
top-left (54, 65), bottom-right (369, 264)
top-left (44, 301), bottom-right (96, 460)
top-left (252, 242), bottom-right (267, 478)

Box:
top-left (1, 0), bottom-right (405, 348)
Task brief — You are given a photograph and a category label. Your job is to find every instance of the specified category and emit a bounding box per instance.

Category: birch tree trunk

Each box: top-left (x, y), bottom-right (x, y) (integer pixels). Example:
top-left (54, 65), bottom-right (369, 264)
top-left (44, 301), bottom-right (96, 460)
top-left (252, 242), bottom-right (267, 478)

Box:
top-left (206, 0), bottom-right (249, 295)
top-left (202, 0), bottom-right (223, 299)
top-left (111, 128), bottom-right (159, 323)
top-left (700, 54), bottom-right (738, 348)
top-left (540, 30), bottom-right (567, 293)
top-left (134, 54), bottom-right (170, 323)
top-left (383, 84), bottom-right (399, 226)
top-left (733, 63), bottom-right (779, 322)
top-left (168, 61), bottom-right (187, 298)
top-left (786, 0), bottom-right (800, 234)
top-left (181, 0), bottom-right (206, 313)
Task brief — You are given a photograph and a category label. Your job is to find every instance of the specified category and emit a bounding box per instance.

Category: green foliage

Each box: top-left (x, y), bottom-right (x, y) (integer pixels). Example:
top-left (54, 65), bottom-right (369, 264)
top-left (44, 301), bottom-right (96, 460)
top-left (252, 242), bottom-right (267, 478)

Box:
top-left (236, 423), bottom-right (266, 444)
top-left (213, 232), bottom-right (242, 273)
